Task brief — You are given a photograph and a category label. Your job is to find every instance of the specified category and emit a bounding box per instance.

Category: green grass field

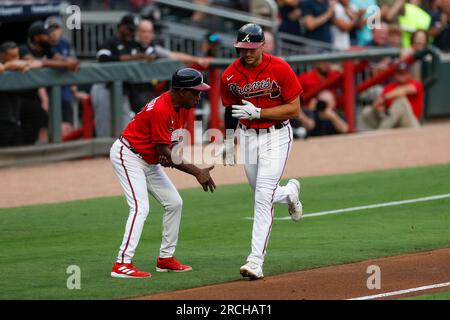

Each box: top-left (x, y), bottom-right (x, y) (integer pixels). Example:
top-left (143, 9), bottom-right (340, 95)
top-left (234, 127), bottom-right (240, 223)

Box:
top-left (0, 164), bottom-right (449, 300)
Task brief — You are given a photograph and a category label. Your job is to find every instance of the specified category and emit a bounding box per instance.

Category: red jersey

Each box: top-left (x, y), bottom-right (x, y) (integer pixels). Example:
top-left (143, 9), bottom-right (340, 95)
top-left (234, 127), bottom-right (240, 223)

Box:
top-left (383, 80), bottom-right (424, 120)
top-left (221, 53), bottom-right (303, 129)
top-left (121, 91), bottom-right (181, 164)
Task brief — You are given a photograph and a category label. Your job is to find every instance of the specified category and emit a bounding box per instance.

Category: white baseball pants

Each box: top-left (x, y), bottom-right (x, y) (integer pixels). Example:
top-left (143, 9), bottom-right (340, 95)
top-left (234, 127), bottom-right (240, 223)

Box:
top-left (239, 124), bottom-right (294, 266)
top-left (110, 139), bottom-right (183, 264)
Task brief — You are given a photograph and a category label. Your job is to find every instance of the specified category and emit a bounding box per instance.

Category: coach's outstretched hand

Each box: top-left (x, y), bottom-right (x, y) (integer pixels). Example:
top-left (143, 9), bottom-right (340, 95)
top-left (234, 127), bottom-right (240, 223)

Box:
top-left (195, 165), bottom-right (216, 193)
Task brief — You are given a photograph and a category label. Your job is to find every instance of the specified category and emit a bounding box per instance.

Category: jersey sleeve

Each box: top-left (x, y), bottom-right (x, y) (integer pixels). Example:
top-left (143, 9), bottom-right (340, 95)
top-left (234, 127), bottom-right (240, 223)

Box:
top-left (150, 109), bottom-right (172, 145)
top-left (220, 69), bottom-right (240, 107)
top-left (279, 61), bottom-right (303, 103)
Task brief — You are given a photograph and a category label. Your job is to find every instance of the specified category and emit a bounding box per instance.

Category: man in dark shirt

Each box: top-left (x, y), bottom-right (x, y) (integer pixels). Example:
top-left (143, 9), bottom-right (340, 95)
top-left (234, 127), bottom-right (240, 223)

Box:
top-left (301, 0), bottom-right (336, 44)
top-left (19, 20), bottom-right (80, 144)
top-left (93, 13), bottom-right (154, 137)
top-left (429, 0), bottom-right (450, 52)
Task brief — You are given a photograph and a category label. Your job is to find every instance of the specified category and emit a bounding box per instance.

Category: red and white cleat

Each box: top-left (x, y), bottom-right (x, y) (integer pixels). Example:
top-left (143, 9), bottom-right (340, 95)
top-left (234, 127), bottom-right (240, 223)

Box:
top-left (111, 262), bottom-right (151, 278)
top-left (156, 256), bottom-right (193, 272)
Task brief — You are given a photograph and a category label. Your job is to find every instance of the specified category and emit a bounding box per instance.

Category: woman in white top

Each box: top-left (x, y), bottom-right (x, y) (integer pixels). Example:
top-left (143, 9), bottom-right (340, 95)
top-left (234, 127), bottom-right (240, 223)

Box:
top-left (331, 0), bottom-right (365, 50)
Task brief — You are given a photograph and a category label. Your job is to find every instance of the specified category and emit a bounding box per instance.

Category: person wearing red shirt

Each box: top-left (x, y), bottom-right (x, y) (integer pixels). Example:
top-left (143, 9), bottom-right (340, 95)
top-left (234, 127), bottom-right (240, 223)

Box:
top-left (221, 24), bottom-right (304, 280)
top-left (109, 68), bottom-right (216, 279)
top-left (362, 62), bottom-right (423, 129)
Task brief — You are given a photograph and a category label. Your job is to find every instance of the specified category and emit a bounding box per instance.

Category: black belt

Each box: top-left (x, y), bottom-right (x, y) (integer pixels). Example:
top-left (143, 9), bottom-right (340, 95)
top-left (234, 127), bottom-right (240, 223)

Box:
top-left (119, 136), bottom-right (142, 158)
top-left (239, 122), bottom-right (286, 134)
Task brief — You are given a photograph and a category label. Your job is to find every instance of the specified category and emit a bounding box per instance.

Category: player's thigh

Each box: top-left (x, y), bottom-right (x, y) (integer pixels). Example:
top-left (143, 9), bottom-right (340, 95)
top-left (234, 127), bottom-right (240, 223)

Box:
top-left (110, 144), bottom-right (150, 211)
top-left (257, 129), bottom-right (292, 187)
top-left (145, 164), bottom-right (182, 209)
top-left (240, 130), bottom-right (258, 190)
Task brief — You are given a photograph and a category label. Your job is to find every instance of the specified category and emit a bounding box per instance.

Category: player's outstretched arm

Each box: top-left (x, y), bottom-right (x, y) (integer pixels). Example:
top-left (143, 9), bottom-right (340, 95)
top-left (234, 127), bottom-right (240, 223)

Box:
top-left (156, 144), bottom-right (216, 193)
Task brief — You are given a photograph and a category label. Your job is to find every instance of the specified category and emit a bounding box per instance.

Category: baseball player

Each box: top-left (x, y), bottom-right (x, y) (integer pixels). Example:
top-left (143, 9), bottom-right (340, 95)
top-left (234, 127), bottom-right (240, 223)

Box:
top-left (221, 24), bottom-right (303, 280)
top-left (110, 68), bottom-right (216, 278)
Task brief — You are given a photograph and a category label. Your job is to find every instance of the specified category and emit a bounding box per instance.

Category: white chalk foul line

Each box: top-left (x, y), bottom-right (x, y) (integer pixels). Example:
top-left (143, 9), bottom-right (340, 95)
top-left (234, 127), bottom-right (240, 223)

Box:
top-left (347, 282), bottom-right (450, 300)
top-left (243, 193), bottom-right (450, 220)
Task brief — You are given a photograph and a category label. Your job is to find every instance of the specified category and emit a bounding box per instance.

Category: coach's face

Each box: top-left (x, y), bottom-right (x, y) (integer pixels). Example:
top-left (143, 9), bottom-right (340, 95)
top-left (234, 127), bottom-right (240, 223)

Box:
top-left (240, 46), bottom-right (263, 67)
top-left (179, 89), bottom-right (201, 109)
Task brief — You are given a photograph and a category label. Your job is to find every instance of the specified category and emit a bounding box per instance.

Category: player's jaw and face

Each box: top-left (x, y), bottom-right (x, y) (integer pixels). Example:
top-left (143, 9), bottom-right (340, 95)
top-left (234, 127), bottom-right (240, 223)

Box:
top-left (240, 46), bottom-right (264, 68)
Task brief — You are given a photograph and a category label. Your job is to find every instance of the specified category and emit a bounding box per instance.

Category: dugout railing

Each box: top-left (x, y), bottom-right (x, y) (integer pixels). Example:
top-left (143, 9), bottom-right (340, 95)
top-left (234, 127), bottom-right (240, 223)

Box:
top-left (0, 48), bottom-right (444, 167)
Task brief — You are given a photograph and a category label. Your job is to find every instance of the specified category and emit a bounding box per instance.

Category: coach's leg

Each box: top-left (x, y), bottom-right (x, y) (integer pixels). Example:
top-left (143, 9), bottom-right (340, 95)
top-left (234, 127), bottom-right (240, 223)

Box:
top-left (110, 141), bottom-right (150, 264)
top-left (145, 165), bottom-right (183, 258)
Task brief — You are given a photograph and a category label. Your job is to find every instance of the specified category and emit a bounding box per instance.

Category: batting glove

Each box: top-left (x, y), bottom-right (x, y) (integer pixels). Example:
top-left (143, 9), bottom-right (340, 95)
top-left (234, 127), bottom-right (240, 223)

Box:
top-left (232, 100), bottom-right (261, 120)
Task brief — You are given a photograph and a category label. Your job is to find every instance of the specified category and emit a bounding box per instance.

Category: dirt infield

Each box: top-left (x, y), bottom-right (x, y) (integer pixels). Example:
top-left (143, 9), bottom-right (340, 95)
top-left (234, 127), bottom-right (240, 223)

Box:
top-left (1, 122), bottom-right (450, 208)
top-left (134, 248), bottom-right (450, 300)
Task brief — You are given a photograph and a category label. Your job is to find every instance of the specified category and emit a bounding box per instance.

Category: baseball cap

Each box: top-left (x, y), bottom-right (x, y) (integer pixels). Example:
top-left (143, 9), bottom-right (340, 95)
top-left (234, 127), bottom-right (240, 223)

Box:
top-left (120, 13), bottom-right (139, 31)
top-left (172, 68), bottom-right (210, 91)
top-left (28, 21), bottom-right (51, 38)
top-left (234, 23), bottom-right (265, 49)
top-left (44, 16), bottom-right (63, 30)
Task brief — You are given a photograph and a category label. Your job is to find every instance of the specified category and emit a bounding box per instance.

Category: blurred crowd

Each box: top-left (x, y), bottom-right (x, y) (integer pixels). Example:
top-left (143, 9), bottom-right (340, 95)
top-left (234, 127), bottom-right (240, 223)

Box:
top-left (277, 0), bottom-right (450, 52)
top-left (0, 0), bottom-right (449, 147)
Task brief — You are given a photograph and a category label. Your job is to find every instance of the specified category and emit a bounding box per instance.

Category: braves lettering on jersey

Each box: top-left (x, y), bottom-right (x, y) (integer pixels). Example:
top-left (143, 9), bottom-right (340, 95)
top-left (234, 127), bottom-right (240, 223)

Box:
top-left (221, 53), bottom-right (303, 129)
top-left (121, 91), bottom-right (181, 164)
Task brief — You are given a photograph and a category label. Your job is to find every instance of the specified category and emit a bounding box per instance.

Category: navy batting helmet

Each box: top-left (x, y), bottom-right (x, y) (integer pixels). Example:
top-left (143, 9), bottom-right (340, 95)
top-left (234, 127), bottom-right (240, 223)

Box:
top-left (234, 23), bottom-right (265, 49)
top-left (171, 68), bottom-right (210, 91)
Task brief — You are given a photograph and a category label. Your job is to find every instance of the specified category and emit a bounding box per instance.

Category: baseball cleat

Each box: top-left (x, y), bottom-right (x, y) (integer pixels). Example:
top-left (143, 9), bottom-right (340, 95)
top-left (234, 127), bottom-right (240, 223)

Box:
top-left (287, 179), bottom-right (303, 222)
top-left (111, 262), bottom-right (151, 278)
top-left (156, 256), bottom-right (193, 272)
top-left (240, 261), bottom-right (264, 280)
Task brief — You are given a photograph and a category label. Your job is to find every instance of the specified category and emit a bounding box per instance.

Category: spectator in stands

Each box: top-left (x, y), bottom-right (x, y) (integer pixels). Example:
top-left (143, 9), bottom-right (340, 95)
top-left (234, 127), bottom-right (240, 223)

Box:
top-left (350, 0), bottom-right (378, 46)
top-left (305, 90), bottom-right (349, 135)
top-left (298, 61), bottom-right (341, 105)
top-left (402, 29), bottom-right (429, 79)
top-left (45, 16), bottom-right (89, 137)
top-left (423, 0), bottom-right (441, 16)
top-left (192, 0), bottom-right (249, 31)
top-left (93, 13), bottom-right (153, 137)
top-left (379, 0), bottom-right (406, 23)
top-left (429, 0), bottom-right (450, 52)
top-left (368, 22), bottom-right (389, 47)
top-left (277, 0), bottom-right (304, 38)
top-left (19, 21), bottom-right (80, 144)
top-left (0, 42), bottom-right (43, 147)
top-left (301, 0), bottom-right (336, 44)
top-left (398, 0), bottom-right (432, 47)
top-left (263, 30), bottom-right (276, 53)
top-left (361, 62), bottom-right (423, 129)
top-left (297, 62), bottom-right (349, 136)
top-left (137, 19), bottom-right (212, 67)
top-left (387, 23), bottom-right (403, 47)
top-left (131, 19), bottom-right (212, 112)
top-left (201, 33), bottom-right (222, 57)
top-left (332, 0), bottom-right (365, 50)
top-left (20, 21), bottom-right (80, 70)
